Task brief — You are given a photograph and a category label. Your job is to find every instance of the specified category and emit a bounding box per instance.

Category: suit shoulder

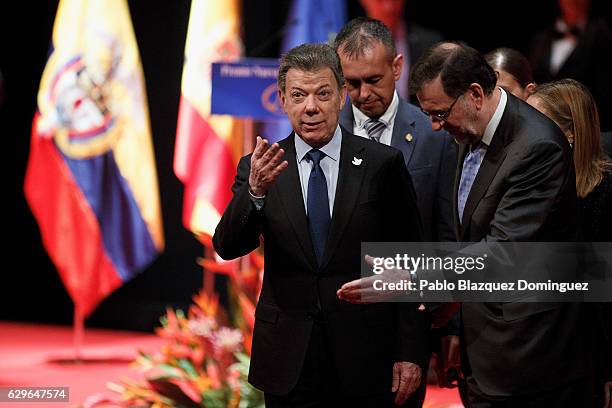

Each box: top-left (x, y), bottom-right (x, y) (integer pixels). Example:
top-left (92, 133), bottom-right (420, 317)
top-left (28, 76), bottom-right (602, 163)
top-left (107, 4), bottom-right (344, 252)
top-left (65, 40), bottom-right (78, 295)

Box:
top-left (515, 100), bottom-right (567, 146)
top-left (345, 131), bottom-right (400, 159)
top-left (398, 99), bottom-right (432, 129)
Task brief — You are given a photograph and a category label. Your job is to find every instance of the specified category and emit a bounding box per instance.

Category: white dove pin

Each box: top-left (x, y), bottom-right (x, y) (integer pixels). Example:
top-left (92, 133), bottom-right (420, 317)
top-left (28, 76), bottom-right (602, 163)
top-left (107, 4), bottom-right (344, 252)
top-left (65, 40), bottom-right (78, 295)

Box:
top-left (352, 157), bottom-right (363, 166)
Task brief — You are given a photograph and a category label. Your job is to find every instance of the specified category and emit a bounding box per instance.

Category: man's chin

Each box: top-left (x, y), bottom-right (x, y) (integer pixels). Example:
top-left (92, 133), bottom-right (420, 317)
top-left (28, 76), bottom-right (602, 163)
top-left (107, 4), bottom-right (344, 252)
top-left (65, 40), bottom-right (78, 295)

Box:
top-left (357, 103), bottom-right (383, 118)
top-left (299, 130), bottom-right (331, 147)
top-left (452, 132), bottom-right (479, 146)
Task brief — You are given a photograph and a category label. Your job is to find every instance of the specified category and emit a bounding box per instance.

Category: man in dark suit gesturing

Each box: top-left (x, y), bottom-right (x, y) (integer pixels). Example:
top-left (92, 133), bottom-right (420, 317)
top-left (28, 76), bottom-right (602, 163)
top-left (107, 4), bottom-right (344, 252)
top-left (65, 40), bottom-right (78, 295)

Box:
top-left (407, 43), bottom-right (592, 406)
top-left (213, 43), bottom-right (429, 407)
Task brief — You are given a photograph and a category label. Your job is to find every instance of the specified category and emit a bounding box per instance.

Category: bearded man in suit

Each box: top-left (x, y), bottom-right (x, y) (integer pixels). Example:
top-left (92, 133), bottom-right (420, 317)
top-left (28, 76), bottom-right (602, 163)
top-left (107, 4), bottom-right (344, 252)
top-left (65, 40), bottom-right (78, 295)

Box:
top-left (409, 42), bottom-right (592, 407)
top-left (338, 41), bottom-right (595, 407)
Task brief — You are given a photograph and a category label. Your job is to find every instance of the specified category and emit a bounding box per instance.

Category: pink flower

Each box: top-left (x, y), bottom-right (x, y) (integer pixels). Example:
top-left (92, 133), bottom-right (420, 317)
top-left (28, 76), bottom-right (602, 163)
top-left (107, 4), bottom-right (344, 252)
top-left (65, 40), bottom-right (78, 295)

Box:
top-left (214, 327), bottom-right (243, 353)
top-left (187, 316), bottom-right (216, 338)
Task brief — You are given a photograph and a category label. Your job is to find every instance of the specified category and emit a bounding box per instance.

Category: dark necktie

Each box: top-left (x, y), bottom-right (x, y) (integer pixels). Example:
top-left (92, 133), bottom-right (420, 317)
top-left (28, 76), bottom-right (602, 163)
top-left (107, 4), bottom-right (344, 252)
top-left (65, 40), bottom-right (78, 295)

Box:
top-left (306, 149), bottom-right (330, 265)
top-left (364, 119), bottom-right (385, 143)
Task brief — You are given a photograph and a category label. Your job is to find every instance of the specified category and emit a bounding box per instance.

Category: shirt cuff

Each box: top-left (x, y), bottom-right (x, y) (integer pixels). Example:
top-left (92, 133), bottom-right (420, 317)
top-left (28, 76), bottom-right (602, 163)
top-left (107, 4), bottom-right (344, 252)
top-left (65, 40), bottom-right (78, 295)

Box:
top-left (248, 188), bottom-right (265, 210)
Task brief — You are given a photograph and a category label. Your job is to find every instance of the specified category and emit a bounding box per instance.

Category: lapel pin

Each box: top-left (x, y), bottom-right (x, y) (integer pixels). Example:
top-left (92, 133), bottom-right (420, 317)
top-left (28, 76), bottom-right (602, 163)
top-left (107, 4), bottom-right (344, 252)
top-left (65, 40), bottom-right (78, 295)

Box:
top-left (352, 157), bottom-right (363, 166)
top-left (405, 133), bottom-right (413, 142)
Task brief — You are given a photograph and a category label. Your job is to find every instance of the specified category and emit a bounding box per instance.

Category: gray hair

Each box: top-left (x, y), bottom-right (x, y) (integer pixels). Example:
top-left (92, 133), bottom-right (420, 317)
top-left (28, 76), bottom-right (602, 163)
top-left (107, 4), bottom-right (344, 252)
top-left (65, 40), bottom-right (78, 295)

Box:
top-left (278, 43), bottom-right (345, 93)
top-left (333, 17), bottom-right (396, 62)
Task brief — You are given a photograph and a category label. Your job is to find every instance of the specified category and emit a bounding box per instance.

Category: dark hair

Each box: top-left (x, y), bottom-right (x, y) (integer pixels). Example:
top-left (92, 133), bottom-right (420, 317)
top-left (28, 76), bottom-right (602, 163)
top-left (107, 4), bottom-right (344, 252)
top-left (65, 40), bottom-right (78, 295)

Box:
top-left (408, 42), bottom-right (497, 98)
top-left (484, 47), bottom-right (534, 87)
top-left (333, 17), bottom-right (396, 61)
top-left (278, 43), bottom-right (344, 92)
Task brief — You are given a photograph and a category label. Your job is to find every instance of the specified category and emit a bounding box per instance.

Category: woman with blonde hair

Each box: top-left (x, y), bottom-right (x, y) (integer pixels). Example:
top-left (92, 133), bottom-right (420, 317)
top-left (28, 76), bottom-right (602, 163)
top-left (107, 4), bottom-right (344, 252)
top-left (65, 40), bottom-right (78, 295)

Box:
top-left (527, 78), bottom-right (611, 236)
top-left (527, 78), bottom-right (611, 408)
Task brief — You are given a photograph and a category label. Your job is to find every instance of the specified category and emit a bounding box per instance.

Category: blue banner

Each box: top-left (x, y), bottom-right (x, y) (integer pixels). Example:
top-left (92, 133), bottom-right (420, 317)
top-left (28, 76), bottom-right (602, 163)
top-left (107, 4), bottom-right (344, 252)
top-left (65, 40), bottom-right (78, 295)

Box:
top-left (211, 59), bottom-right (284, 120)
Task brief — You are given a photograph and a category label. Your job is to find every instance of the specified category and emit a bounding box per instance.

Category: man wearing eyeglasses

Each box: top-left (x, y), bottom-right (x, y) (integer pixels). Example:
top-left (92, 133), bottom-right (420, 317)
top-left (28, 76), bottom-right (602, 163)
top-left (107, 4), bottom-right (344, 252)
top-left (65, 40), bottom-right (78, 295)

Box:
top-left (335, 17), bottom-right (456, 244)
top-left (408, 42), bottom-right (591, 406)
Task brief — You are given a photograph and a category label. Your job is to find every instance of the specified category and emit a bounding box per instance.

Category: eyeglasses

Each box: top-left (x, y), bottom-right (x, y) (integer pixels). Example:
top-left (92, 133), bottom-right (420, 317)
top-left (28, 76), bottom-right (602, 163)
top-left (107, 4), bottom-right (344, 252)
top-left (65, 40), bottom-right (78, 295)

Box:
top-left (421, 93), bottom-right (462, 122)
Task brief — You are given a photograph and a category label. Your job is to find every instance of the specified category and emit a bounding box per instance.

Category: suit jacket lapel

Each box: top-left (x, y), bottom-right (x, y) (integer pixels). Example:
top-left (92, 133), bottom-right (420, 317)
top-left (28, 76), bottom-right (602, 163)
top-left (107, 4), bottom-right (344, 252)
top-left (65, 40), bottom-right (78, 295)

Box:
top-left (320, 130), bottom-right (366, 270)
top-left (274, 134), bottom-right (318, 270)
top-left (390, 100), bottom-right (418, 166)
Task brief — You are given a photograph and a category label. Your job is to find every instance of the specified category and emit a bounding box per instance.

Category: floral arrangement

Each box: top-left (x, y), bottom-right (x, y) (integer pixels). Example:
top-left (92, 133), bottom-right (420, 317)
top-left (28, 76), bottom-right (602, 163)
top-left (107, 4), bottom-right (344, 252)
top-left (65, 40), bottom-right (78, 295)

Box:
top-left (94, 244), bottom-right (266, 408)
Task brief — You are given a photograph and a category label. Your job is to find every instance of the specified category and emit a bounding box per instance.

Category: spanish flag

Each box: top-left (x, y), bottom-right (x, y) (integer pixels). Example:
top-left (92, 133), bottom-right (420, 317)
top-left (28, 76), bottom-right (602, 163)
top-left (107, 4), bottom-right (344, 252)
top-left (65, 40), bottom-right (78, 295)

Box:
top-left (24, 0), bottom-right (164, 317)
top-left (173, 0), bottom-right (243, 238)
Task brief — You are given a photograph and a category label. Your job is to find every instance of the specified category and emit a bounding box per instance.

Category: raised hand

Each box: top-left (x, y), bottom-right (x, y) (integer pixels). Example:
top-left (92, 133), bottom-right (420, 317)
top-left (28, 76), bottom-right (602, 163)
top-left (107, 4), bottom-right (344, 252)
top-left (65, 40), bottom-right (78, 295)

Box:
top-left (249, 136), bottom-right (288, 196)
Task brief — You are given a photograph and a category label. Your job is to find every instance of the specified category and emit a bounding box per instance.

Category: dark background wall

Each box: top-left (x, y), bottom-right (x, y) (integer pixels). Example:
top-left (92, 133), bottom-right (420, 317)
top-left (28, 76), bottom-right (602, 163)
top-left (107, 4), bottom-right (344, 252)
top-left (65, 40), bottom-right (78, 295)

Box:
top-left (3, 0), bottom-right (610, 331)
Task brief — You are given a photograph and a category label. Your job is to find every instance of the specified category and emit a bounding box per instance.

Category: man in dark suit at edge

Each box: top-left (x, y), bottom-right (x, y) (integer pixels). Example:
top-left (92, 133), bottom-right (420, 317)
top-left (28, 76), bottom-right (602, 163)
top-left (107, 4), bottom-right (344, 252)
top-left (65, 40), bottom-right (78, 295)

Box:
top-left (408, 43), bottom-right (592, 407)
top-left (213, 43), bottom-right (429, 407)
top-left (338, 42), bottom-right (593, 406)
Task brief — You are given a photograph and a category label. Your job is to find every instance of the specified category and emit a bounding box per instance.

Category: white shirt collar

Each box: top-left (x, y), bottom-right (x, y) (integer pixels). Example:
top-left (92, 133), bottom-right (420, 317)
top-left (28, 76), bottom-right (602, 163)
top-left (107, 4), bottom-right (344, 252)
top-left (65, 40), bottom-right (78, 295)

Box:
top-left (482, 87), bottom-right (507, 147)
top-left (352, 90), bottom-right (400, 130)
top-left (295, 125), bottom-right (342, 163)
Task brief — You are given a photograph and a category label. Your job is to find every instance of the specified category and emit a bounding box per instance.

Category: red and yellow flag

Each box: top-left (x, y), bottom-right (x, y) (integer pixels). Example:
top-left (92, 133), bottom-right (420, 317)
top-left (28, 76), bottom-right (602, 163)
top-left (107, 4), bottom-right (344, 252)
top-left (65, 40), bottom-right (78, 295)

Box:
top-left (174, 0), bottom-right (244, 237)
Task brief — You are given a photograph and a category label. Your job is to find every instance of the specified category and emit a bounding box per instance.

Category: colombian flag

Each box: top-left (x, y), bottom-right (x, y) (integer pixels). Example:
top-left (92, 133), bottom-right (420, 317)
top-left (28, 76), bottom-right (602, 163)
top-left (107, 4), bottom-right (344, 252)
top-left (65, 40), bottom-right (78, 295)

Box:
top-left (174, 0), bottom-right (243, 238)
top-left (24, 0), bottom-right (164, 317)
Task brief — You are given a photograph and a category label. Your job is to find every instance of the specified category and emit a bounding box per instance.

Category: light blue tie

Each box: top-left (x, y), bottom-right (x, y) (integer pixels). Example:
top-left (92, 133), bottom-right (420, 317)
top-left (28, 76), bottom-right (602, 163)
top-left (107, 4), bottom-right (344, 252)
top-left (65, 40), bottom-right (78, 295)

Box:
top-left (306, 149), bottom-right (330, 265)
top-left (458, 145), bottom-right (482, 223)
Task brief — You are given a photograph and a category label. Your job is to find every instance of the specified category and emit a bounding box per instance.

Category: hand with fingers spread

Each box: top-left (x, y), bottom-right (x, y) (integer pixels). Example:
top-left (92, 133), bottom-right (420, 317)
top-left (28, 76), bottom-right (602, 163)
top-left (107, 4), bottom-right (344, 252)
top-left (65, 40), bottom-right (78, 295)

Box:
top-left (392, 361), bottom-right (422, 405)
top-left (248, 136), bottom-right (289, 196)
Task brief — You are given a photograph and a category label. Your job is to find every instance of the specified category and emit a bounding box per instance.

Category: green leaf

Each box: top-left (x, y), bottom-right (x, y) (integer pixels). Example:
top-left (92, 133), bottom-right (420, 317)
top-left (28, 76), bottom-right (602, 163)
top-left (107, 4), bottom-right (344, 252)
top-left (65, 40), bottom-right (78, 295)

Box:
top-left (200, 388), bottom-right (228, 408)
top-left (177, 358), bottom-right (198, 378)
top-left (234, 352), bottom-right (251, 365)
top-left (156, 364), bottom-right (182, 377)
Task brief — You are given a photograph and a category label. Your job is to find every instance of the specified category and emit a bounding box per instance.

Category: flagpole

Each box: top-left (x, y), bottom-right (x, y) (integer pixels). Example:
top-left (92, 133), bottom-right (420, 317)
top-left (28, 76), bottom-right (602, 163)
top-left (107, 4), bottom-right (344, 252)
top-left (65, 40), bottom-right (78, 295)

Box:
top-left (73, 305), bottom-right (84, 363)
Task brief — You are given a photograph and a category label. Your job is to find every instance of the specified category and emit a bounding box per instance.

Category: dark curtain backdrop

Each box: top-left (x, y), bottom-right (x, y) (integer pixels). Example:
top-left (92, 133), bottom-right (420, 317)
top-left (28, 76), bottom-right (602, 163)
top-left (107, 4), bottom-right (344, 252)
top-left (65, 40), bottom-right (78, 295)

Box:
top-left (3, 0), bottom-right (610, 331)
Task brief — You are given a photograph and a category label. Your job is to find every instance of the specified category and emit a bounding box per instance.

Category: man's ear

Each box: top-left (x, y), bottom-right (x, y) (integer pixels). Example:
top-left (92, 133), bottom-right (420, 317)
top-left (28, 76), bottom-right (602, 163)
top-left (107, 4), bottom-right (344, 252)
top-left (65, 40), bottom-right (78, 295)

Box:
top-left (392, 53), bottom-right (404, 82)
top-left (278, 89), bottom-right (287, 113)
top-left (339, 85), bottom-right (347, 110)
top-left (468, 83), bottom-right (485, 109)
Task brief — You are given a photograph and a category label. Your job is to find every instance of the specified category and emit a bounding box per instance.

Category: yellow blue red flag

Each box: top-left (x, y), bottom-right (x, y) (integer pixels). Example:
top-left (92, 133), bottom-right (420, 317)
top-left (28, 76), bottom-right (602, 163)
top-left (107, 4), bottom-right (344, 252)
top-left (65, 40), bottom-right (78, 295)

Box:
top-left (24, 0), bottom-right (164, 317)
